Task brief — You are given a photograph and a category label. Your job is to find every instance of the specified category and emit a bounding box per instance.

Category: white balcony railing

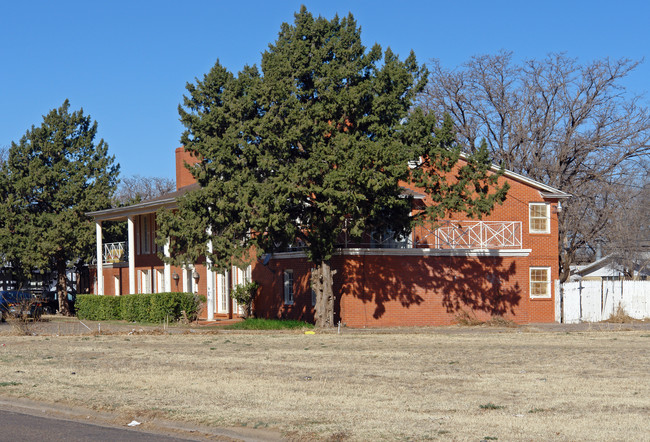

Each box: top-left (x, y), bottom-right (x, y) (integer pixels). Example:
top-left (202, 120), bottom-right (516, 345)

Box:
top-left (104, 242), bottom-right (127, 264)
top-left (412, 221), bottom-right (522, 249)
top-left (336, 221), bottom-right (522, 250)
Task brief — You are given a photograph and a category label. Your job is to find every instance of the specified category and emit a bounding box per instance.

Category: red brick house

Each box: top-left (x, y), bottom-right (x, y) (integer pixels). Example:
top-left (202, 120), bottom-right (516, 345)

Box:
top-left (86, 148), bottom-right (251, 320)
top-left (88, 147), bottom-right (569, 326)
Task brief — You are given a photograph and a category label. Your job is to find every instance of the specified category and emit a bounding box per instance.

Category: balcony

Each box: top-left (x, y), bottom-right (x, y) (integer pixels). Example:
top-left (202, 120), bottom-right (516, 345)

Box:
top-left (412, 221), bottom-right (522, 249)
top-left (104, 242), bottom-right (128, 264)
top-left (338, 221), bottom-right (522, 250)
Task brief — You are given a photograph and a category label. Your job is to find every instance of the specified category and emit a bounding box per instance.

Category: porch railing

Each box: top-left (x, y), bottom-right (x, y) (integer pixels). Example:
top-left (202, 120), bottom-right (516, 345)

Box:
top-left (104, 242), bottom-right (127, 264)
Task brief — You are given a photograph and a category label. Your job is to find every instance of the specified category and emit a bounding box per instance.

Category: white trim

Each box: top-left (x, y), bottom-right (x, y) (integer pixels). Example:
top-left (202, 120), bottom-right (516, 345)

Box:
top-left (156, 268), bottom-right (165, 293)
top-left (283, 269), bottom-right (294, 305)
top-left (86, 198), bottom-right (178, 221)
top-left (96, 221), bottom-right (103, 296)
top-left (530, 267), bottom-right (552, 298)
top-left (529, 202), bottom-right (551, 234)
top-left (272, 248), bottom-right (532, 259)
top-left (127, 216), bottom-right (136, 294)
top-left (462, 152), bottom-right (571, 199)
top-left (163, 239), bottom-right (171, 293)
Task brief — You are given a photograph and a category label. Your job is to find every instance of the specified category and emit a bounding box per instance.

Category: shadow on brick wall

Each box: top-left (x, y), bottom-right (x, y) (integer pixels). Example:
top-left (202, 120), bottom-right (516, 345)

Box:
top-left (341, 255), bottom-right (522, 320)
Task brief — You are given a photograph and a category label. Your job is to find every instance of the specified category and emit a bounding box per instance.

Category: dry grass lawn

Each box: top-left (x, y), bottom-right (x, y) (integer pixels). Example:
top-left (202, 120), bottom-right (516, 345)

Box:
top-left (0, 326), bottom-right (649, 440)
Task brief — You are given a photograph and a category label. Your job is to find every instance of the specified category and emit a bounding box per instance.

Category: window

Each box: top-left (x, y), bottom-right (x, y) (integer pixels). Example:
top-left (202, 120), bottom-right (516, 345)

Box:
top-left (530, 267), bottom-right (551, 298)
top-left (139, 269), bottom-right (151, 294)
top-left (283, 270), bottom-right (294, 305)
top-left (529, 203), bottom-right (550, 233)
top-left (138, 214), bottom-right (152, 254)
top-left (156, 269), bottom-right (165, 293)
top-left (184, 267), bottom-right (195, 293)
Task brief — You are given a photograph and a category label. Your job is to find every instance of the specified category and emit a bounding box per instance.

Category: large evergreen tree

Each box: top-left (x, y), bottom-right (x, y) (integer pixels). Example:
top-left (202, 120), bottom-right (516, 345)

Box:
top-left (0, 100), bottom-right (119, 314)
top-left (158, 8), bottom-right (506, 327)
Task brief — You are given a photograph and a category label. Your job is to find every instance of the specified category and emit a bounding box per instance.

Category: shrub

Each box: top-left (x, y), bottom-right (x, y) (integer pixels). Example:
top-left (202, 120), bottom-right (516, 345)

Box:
top-left (230, 281), bottom-right (259, 318)
top-left (76, 293), bottom-right (199, 323)
top-left (75, 295), bottom-right (121, 321)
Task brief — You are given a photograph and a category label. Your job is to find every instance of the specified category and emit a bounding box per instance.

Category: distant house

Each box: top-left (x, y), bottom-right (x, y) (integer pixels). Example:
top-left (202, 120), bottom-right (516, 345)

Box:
top-left (571, 254), bottom-right (650, 282)
top-left (87, 147), bottom-right (569, 326)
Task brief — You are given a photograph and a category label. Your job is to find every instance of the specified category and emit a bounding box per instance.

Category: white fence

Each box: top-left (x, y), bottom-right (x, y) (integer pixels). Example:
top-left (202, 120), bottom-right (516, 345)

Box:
top-left (555, 280), bottom-right (650, 323)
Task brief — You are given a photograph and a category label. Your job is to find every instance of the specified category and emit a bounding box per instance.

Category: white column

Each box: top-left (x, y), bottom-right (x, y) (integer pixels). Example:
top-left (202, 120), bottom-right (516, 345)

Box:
top-left (206, 240), bottom-right (214, 320)
top-left (128, 215), bottom-right (136, 294)
top-left (164, 238), bottom-right (171, 293)
top-left (96, 221), bottom-right (103, 295)
top-left (224, 269), bottom-right (230, 316)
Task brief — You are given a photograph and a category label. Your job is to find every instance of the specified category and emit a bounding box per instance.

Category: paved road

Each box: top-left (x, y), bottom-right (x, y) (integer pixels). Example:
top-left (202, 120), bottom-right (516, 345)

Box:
top-left (0, 409), bottom-right (195, 442)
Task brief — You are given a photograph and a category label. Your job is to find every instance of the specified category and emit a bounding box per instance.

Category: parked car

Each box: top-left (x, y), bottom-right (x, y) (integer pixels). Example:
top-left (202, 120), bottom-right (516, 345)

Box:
top-left (0, 291), bottom-right (43, 321)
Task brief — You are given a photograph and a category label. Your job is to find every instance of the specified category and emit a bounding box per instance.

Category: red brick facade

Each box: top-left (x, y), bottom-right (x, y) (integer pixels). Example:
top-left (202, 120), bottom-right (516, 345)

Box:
top-left (175, 147), bottom-right (199, 190)
top-left (90, 151), bottom-right (565, 327)
top-left (252, 166), bottom-right (562, 327)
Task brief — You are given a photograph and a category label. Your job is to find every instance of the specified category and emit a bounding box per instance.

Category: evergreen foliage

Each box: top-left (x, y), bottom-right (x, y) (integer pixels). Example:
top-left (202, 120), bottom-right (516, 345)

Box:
top-left (0, 100), bottom-right (118, 314)
top-left (75, 292), bottom-right (200, 323)
top-left (157, 8), bottom-right (507, 327)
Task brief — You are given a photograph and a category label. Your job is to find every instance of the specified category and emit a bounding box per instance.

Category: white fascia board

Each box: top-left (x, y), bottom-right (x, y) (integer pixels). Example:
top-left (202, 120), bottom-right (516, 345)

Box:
top-left (86, 198), bottom-right (178, 221)
top-left (271, 248), bottom-right (532, 259)
top-left (499, 169), bottom-right (570, 199)
top-left (457, 152), bottom-right (571, 199)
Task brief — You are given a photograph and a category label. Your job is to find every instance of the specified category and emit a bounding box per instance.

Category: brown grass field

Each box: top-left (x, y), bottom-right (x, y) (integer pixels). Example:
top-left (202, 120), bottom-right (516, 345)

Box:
top-left (0, 322), bottom-right (649, 441)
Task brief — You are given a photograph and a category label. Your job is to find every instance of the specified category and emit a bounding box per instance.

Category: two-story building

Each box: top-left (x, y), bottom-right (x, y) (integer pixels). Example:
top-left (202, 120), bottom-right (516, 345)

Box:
top-left (87, 147), bottom-right (569, 326)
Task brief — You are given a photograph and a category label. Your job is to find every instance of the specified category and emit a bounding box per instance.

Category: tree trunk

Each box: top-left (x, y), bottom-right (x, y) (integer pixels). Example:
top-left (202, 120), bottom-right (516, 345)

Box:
top-left (56, 257), bottom-right (70, 316)
top-left (313, 261), bottom-right (336, 328)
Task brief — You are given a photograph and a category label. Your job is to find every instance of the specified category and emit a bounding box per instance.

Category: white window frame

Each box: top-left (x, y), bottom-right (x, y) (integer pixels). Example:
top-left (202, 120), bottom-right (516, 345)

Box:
top-left (529, 203), bottom-right (550, 234)
top-left (139, 269), bottom-right (151, 294)
top-left (217, 272), bottom-right (228, 313)
top-left (114, 275), bottom-right (120, 296)
top-left (283, 269), bottom-right (294, 305)
top-left (529, 267), bottom-right (551, 299)
top-left (156, 269), bottom-right (165, 293)
top-left (183, 266), bottom-right (196, 294)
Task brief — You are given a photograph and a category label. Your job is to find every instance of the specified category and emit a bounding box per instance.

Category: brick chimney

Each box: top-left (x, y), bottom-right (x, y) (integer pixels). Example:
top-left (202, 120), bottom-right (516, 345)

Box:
top-left (175, 147), bottom-right (200, 190)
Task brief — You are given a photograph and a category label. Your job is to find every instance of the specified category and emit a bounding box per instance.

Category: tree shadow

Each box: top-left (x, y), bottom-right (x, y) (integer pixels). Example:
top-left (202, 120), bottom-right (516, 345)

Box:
top-left (340, 255), bottom-right (521, 320)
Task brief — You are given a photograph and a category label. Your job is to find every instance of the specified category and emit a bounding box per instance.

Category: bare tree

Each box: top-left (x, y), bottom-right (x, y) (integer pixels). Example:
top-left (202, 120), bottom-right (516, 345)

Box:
top-left (113, 175), bottom-right (175, 205)
top-left (419, 52), bottom-right (650, 281)
top-left (603, 162), bottom-right (650, 277)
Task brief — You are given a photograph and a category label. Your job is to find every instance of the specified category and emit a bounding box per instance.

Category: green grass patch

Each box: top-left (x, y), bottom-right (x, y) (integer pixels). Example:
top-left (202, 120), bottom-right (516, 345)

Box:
top-left (223, 318), bottom-right (314, 330)
top-left (0, 381), bottom-right (21, 387)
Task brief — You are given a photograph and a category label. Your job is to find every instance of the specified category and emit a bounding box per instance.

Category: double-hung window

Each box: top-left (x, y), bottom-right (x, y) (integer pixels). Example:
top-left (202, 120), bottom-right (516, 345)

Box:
top-left (529, 203), bottom-right (550, 234)
top-left (284, 270), bottom-right (293, 304)
top-left (283, 270), bottom-right (294, 305)
top-left (530, 267), bottom-right (551, 298)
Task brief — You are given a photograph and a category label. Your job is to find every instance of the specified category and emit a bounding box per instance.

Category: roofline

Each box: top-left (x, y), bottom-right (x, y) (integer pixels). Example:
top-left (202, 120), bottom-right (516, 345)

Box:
top-left (575, 254), bottom-right (614, 275)
top-left (458, 152), bottom-right (571, 199)
top-left (86, 182), bottom-right (200, 221)
top-left (501, 168), bottom-right (571, 199)
top-left (86, 197), bottom-right (178, 221)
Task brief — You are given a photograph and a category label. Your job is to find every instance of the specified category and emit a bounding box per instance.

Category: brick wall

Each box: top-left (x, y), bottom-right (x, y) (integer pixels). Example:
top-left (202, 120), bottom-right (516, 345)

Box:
top-left (175, 146), bottom-right (200, 190)
top-left (252, 166), bottom-right (561, 327)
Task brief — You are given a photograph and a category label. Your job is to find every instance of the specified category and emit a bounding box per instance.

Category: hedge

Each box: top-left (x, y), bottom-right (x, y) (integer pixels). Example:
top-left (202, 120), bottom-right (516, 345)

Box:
top-left (75, 292), bottom-right (200, 323)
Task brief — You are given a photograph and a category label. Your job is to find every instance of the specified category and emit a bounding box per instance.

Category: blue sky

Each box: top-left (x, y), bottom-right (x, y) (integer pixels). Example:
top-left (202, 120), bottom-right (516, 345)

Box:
top-left (1, 0), bottom-right (648, 180)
